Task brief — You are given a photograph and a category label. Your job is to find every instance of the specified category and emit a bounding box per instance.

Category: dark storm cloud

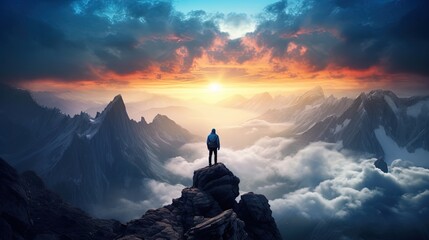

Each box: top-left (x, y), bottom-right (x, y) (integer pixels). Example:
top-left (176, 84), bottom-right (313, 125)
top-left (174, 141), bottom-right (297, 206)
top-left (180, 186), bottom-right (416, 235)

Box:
top-left (0, 0), bottom-right (95, 81)
top-left (1, 0), bottom-right (428, 85)
top-left (0, 0), bottom-right (224, 83)
top-left (208, 38), bottom-right (257, 64)
top-left (254, 0), bottom-right (429, 79)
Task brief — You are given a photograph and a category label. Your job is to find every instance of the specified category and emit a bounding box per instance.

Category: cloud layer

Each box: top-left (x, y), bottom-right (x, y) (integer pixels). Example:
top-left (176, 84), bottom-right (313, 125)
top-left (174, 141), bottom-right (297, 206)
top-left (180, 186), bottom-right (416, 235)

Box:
top-left (165, 138), bottom-right (429, 239)
top-left (91, 179), bottom-right (184, 222)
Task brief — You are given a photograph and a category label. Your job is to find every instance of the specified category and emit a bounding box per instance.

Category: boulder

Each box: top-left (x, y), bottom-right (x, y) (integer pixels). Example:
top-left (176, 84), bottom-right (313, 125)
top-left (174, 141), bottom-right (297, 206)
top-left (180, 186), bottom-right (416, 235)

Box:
top-left (192, 163), bottom-right (240, 210)
top-left (124, 187), bottom-right (223, 240)
top-left (124, 206), bottom-right (182, 240)
top-left (237, 192), bottom-right (282, 240)
top-left (374, 158), bottom-right (388, 173)
top-left (185, 209), bottom-right (247, 240)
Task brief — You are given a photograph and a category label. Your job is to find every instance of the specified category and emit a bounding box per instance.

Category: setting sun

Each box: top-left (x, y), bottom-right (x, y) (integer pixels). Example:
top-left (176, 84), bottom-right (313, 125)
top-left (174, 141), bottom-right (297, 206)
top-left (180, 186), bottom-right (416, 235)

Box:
top-left (208, 83), bottom-right (222, 93)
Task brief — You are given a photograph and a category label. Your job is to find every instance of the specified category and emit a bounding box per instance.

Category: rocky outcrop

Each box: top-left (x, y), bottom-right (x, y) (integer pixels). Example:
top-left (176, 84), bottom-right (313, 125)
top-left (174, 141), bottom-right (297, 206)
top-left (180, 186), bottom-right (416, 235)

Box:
top-left (120, 163), bottom-right (281, 240)
top-left (374, 158), bottom-right (388, 173)
top-left (0, 158), bottom-right (124, 240)
top-left (185, 209), bottom-right (247, 240)
top-left (237, 193), bottom-right (282, 240)
top-left (1, 158), bottom-right (281, 240)
top-left (193, 164), bottom-right (240, 210)
top-left (0, 158), bottom-right (30, 240)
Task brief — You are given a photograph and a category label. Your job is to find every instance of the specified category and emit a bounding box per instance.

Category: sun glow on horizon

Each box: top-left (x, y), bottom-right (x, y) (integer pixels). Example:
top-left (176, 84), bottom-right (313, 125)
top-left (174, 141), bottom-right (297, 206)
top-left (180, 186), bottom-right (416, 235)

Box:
top-left (208, 82), bottom-right (222, 93)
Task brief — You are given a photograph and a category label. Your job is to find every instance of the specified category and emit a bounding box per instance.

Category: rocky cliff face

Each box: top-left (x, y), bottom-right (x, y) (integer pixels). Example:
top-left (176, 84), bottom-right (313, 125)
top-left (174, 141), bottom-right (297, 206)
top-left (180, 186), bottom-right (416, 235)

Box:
top-left (119, 163), bottom-right (282, 240)
top-left (0, 157), bottom-right (124, 240)
top-left (1, 158), bottom-right (281, 240)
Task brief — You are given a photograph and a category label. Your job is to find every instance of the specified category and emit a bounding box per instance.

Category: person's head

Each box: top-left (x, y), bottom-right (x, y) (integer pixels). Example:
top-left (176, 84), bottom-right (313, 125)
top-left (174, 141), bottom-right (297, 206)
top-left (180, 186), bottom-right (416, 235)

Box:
top-left (211, 128), bottom-right (216, 134)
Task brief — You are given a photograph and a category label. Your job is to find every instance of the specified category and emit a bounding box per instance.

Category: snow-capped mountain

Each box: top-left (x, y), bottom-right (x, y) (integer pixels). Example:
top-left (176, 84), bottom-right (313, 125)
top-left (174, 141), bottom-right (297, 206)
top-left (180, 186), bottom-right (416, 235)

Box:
top-left (0, 84), bottom-right (198, 210)
top-left (258, 87), bottom-right (353, 133)
top-left (218, 87), bottom-right (328, 114)
top-left (300, 90), bottom-right (429, 166)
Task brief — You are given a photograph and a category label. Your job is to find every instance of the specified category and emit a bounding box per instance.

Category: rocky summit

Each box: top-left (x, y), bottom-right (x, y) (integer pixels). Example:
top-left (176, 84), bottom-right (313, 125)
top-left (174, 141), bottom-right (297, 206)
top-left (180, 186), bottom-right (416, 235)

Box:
top-left (0, 158), bottom-right (281, 240)
top-left (119, 163), bottom-right (282, 240)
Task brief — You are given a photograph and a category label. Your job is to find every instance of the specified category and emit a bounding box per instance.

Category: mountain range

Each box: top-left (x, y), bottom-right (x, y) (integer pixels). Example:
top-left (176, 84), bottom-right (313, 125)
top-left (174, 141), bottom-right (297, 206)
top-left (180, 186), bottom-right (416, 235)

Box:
top-left (257, 86), bottom-right (354, 134)
top-left (217, 91), bottom-right (295, 113)
top-left (299, 90), bottom-right (429, 165)
top-left (0, 84), bottom-right (198, 212)
top-left (2, 82), bottom-right (429, 221)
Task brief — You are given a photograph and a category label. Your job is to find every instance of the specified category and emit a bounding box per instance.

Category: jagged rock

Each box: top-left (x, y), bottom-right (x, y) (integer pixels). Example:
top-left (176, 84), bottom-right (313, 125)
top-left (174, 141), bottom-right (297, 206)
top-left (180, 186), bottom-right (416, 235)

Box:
top-left (117, 235), bottom-right (142, 240)
top-left (185, 209), bottom-right (247, 240)
top-left (125, 206), bottom-right (182, 239)
top-left (192, 163), bottom-right (240, 210)
top-left (124, 187), bottom-right (222, 240)
top-left (121, 163), bottom-right (281, 240)
top-left (374, 158), bottom-right (388, 173)
top-left (0, 158), bottom-right (124, 240)
top-left (237, 193), bottom-right (282, 240)
top-left (174, 187), bottom-right (223, 230)
top-left (22, 171), bottom-right (124, 240)
top-left (0, 158), bottom-right (30, 240)
top-left (1, 156), bottom-right (281, 240)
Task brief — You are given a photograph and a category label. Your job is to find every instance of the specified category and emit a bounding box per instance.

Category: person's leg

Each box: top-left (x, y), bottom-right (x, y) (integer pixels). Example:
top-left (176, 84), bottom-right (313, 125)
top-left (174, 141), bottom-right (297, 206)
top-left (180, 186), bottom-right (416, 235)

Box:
top-left (209, 149), bottom-right (213, 166)
top-left (214, 149), bottom-right (217, 164)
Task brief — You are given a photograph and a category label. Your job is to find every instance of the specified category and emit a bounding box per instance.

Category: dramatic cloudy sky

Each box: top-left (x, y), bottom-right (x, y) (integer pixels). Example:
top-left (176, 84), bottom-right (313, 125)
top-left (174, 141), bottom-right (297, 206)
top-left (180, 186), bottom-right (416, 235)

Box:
top-left (1, 0), bottom-right (429, 100)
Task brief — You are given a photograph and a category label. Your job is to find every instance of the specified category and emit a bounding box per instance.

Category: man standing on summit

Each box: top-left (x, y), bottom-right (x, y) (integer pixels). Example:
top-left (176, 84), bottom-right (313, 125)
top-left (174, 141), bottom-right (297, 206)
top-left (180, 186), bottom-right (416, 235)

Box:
top-left (207, 128), bottom-right (220, 166)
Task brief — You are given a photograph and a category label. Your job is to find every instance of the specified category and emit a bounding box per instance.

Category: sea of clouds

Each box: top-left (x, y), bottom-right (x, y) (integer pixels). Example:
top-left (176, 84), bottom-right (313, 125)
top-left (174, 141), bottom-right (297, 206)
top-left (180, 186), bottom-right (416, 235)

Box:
top-left (165, 138), bottom-right (429, 239)
top-left (96, 137), bottom-right (429, 239)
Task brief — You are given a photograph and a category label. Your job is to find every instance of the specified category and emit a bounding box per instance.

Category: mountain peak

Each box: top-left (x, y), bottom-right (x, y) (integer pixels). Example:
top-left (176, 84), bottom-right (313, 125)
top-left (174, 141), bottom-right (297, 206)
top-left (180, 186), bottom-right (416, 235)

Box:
top-left (112, 94), bottom-right (123, 103)
top-left (253, 92), bottom-right (273, 100)
top-left (304, 86), bottom-right (325, 98)
top-left (152, 114), bottom-right (172, 124)
top-left (357, 90), bottom-right (400, 110)
top-left (367, 89), bottom-right (397, 99)
top-left (292, 86), bottom-right (325, 106)
top-left (98, 94), bottom-right (129, 121)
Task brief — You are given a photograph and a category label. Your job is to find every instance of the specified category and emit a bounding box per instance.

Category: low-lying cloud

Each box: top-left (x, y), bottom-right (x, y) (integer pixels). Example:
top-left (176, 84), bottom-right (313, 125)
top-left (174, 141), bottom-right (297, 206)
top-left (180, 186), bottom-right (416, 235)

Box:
top-left (91, 179), bottom-right (184, 222)
top-left (165, 138), bottom-right (429, 239)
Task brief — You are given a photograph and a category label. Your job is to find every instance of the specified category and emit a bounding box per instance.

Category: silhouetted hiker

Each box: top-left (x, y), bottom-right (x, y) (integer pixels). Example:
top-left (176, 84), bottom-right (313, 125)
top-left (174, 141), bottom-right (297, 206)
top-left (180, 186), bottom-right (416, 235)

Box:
top-left (207, 128), bottom-right (220, 166)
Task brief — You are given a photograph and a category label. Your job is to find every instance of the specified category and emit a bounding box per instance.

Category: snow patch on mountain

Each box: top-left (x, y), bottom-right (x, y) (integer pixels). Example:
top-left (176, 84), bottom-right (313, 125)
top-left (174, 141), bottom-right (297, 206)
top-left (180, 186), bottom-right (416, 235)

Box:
top-left (333, 119), bottom-right (351, 134)
top-left (406, 100), bottom-right (429, 118)
top-left (374, 126), bottom-right (429, 167)
top-left (384, 95), bottom-right (398, 113)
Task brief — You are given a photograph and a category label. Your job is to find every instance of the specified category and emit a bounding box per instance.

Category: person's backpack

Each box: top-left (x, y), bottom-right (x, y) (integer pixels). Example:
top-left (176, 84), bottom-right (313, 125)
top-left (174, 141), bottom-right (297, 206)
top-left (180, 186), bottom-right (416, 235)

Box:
top-left (207, 135), bottom-right (217, 148)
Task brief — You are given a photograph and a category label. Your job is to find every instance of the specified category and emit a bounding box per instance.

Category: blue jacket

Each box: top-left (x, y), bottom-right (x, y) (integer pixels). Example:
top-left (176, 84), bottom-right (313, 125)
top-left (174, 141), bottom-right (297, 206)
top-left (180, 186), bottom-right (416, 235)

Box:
top-left (207, 129), bottom-right (220, 150)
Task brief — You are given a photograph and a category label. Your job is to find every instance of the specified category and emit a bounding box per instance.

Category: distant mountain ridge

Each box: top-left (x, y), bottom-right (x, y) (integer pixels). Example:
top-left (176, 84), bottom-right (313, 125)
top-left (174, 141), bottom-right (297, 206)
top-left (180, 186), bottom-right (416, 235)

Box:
top-left (0, 84), bottom-right (199, 212)
top-left (217, 91), bottom-right (296, 113)
top-left (300, 89), bottom-right (429, 165)
top-left (257, 87), bottom-right (354, 134)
